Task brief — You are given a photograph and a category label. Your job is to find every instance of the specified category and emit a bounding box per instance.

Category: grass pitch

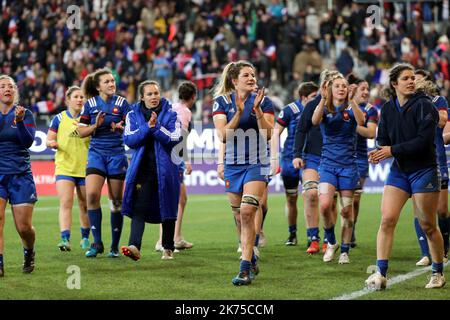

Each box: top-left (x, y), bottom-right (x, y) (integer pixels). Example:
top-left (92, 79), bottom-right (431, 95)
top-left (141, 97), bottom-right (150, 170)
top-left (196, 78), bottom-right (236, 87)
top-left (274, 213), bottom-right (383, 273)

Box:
top-left (0, 193), bottom-right (448, 300)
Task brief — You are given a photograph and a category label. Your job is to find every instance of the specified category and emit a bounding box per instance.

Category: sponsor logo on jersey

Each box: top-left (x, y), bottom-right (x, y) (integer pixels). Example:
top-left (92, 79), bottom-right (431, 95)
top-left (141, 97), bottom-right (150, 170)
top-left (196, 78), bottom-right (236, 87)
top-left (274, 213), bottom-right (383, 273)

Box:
top-left (69, 129), bottom-right (80, 137)
top-left (343, 111), bottom-right (350, 121)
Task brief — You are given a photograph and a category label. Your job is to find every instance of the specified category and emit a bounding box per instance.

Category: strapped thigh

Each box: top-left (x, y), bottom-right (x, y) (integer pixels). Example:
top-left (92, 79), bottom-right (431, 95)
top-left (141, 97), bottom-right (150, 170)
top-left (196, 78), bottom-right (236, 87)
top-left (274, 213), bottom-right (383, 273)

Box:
top-left (241, 194), bottom-right (260, 208)
top-left (302, 180), bottom-right (318, 194)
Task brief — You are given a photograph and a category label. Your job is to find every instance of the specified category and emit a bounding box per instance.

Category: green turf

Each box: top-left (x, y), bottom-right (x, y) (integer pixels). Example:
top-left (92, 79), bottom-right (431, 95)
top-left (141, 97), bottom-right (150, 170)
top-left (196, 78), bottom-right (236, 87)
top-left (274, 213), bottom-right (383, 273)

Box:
top-left (0, 193), bottom-right (448, 300)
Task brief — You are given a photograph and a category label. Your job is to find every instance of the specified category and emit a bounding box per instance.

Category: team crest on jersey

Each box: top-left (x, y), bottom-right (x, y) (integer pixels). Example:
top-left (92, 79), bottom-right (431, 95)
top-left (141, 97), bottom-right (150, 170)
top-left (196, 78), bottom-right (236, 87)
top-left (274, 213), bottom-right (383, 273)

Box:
top-left (112, 107), bottom-right (119, 114)
top-left (225, 180), bottom-right (230, 189)
top-left (11, 119), bottom-right (16, 127)
top-left (342, 111), bottom-right (350, 121)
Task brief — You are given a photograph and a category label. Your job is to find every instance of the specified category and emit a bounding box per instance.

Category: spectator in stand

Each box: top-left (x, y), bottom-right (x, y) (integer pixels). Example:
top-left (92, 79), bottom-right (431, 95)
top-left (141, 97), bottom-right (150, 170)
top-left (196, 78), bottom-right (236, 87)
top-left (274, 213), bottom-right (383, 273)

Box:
top-left (153, 47), bottom-right (172, 92)
top-left (336, 49), bottom-right (355, 77)
top-left (293, 40), bottom-right (323, 82)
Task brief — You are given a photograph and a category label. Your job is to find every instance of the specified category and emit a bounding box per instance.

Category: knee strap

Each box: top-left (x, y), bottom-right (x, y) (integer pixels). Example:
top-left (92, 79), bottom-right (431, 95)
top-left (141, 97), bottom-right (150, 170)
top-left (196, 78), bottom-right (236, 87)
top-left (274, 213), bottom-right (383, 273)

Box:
top-left (339, 196), bottom-right (353, 209)
top-left (286, 188), bottom-right (299, 196)
top-left (231, 205), bottom-right (241, 214)
top-left (319, 183), bottom-right (332, 195)
top-left (302, 180), bottom-right (318, 193)
top-left (241, 194), bottom-right (260, 208)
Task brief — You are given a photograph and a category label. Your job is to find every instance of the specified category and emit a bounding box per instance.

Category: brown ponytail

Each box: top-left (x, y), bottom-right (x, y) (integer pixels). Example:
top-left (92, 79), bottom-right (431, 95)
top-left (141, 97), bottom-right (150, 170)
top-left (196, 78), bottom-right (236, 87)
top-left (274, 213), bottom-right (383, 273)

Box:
top-left (82, 68), bottom-right (113, 99)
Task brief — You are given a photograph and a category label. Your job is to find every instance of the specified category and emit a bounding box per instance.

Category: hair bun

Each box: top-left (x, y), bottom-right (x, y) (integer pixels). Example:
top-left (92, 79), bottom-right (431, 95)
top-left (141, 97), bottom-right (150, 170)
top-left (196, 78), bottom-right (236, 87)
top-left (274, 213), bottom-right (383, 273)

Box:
top-left (347, 73), bottom-right (359, 85)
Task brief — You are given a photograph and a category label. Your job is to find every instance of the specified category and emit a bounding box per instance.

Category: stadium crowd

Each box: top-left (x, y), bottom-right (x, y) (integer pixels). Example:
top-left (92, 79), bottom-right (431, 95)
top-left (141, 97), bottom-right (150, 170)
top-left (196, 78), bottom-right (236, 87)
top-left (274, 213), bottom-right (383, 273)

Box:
top-left (0, 0), bottom-right (450, 125)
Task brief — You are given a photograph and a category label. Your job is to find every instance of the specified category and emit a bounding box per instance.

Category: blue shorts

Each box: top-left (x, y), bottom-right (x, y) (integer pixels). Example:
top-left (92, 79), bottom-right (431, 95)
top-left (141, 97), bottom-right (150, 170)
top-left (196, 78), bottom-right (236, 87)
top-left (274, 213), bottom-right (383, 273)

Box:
top-left (357, 158), bottom-right (369, 179)
top-left (319, 165), bottom-right (360, 191)
top-left (439, 165), bottom-right (449, 189)
top-left (86, 149), bottom-right (128, 179)
top-left (224, 164), bottom-right (270, 193)
top-left (55, 175), bottom-right (86, 186)
top-left (303, 153), bottom-right (321, 171)
top-left (281, 158), bottom-right (301, 191)
top-left (386, 166), bottom-right (441, 195)
top-left (0, 173), bottom-right (37, 205)
top-left (178, 161), bottom-right (185, 184)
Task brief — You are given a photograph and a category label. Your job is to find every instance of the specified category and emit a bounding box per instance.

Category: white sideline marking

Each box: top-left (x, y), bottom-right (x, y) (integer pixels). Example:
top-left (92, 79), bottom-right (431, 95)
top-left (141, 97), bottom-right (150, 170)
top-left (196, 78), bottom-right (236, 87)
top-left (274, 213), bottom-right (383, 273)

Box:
top-left (332, 262), bottom-right (449, 300)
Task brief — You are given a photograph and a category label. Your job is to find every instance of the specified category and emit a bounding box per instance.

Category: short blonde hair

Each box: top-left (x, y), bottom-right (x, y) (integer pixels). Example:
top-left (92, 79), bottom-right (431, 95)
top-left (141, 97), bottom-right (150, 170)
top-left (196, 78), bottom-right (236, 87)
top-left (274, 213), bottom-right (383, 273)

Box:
top-left (0, 75), bottom-right (19, 105)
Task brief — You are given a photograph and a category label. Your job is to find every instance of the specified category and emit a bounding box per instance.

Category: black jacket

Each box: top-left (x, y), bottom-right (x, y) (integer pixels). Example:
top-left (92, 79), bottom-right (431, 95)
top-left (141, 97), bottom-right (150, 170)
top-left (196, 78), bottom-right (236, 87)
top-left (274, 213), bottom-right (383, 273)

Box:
top-left (293, 94), bottom-right (323, 158)
top-left (377, 91), bottom-right (438, 173)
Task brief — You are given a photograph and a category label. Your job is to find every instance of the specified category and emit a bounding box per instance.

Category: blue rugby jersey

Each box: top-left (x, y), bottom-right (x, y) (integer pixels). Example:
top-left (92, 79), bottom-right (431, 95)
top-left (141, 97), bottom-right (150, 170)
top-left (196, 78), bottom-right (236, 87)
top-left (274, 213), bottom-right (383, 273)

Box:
top-left (356, 103), bottom-right (379, 160)
top-left (276, 100), bottom-right (304, 161)
top-left (79, 95), bottom-right (130, 155)
top-left (213, 92), bottom-right (274, 165)
top-left (0, 106), bottom-right (36, 174)
top-left (293, 94), bottom-right (323, 158)
top-left (320, 104), bottom-right (358, 167)
top-left (433, 95), bottom-right (448, 168)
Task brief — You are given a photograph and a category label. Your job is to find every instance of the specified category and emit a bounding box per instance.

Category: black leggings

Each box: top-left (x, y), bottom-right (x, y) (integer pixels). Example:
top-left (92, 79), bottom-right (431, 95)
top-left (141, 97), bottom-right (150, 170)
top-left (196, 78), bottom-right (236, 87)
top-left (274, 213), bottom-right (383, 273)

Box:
top-left (129, 217), bottom-right (175, 251)
top-left (161, 219), bottom-right (176, 251)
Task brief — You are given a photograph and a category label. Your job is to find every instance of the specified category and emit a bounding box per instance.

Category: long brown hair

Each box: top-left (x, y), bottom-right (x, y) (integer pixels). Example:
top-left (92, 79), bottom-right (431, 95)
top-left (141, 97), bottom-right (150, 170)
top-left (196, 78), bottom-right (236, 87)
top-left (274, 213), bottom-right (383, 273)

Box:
top-left (325, 74), bottom-right (347, 113)
top-left (81, 68), bottom-right (114, 99)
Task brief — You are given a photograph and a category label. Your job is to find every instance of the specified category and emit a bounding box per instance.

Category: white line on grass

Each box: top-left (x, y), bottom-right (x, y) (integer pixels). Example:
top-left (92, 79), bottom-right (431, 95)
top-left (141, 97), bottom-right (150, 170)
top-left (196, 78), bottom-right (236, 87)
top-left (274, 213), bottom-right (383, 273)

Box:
top-left (331, 262), bottom-right (449, 300)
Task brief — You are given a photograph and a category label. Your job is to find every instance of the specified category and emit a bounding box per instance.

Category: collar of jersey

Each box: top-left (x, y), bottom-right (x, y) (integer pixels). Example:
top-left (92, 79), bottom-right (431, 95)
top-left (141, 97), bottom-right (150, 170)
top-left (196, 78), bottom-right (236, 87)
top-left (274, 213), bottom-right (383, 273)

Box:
top-left (1, 105), bottom-right (15, 116)
top-left (65, 110), bottom-right (74, 119)
top-left (98, 95), bottom-right (115, 105)
top-left (335, 103), bottom-right (347, 112)
top-left (231, 92), bottom-right (252, 106)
